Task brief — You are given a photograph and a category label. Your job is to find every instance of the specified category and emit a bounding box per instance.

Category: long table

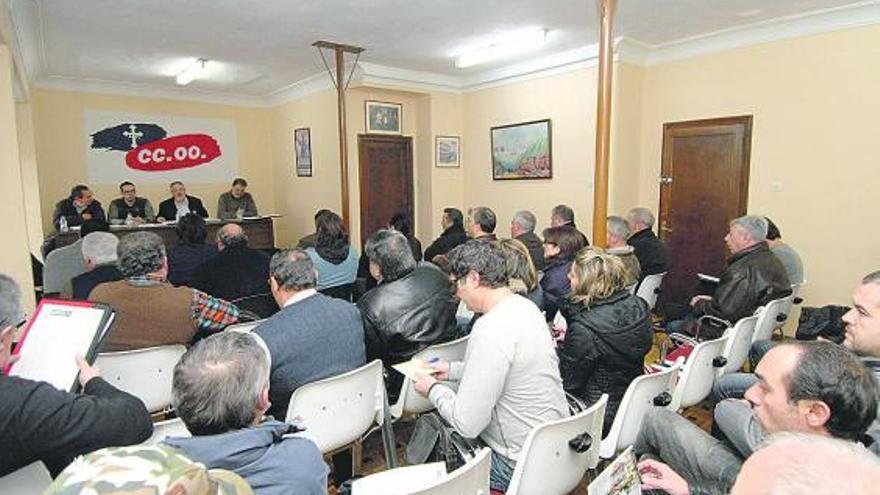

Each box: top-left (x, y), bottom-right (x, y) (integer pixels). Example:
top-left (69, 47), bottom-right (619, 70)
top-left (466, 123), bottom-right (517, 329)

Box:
top-left (53, 216), bottom-right (278, 250)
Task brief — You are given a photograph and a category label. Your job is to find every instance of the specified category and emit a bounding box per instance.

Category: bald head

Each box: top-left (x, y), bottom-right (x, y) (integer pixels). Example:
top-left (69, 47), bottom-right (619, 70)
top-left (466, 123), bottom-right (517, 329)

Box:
top-left (217, 223), bottom-right (247, 250)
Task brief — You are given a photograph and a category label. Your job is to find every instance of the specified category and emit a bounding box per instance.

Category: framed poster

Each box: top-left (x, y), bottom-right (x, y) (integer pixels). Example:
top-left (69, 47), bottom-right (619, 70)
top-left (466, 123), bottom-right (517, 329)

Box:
top-left (435, 135), bottom-right (460, 168)
top-left (365, 100), bottom-right (402, 134)
top-left (294, 127), bottom-right (312, 177)
top-left (490, 119), bottom-right (552, 180)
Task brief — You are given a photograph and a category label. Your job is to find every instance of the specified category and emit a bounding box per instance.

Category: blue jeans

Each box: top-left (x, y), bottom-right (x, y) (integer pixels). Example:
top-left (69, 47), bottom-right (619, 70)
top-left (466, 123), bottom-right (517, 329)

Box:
top-left (489, 452), bottom-right (516, 492)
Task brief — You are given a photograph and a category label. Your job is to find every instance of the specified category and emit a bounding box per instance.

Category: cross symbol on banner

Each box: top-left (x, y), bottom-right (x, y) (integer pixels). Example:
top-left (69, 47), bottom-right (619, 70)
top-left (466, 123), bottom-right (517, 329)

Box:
top-left (123, 124), bottom-right (144, 149)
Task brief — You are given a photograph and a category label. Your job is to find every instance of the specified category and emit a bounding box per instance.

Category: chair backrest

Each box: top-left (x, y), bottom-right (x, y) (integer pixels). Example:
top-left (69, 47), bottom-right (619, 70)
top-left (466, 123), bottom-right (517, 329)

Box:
top-left (142, 417), bottom-right (192, 446)
top-left (599, 362), bottom-right (681, 459)
top-left (285, 359), bottom-right (384, 452)
top-left (95, 345), bottom-right (187, 412)
top-left (506, 395), bottom-right (608, 495)
top-left (718, 315), bottom-right (759, 376)
top-left (751, 295), bottom-right (793, 344)
top-left (391, 336), bottom-right (470, 418)
top-left (670, 336), bottom-right (728, 410)
top-left (413, 448), bottom-right (492, 495)
top-left (636, 272), bottom-right (665, 311)
top-left (226, 319), bottom-right (264, 333)
top-left (0, 461), bottom-right (52, 494)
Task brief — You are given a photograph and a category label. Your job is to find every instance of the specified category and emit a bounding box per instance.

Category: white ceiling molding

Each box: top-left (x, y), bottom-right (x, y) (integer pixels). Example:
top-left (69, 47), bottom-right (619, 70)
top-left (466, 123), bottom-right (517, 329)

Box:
top-left (266, 70), bottom-right (345, 106)
top-left (1, 0), bottom-right (32, 101)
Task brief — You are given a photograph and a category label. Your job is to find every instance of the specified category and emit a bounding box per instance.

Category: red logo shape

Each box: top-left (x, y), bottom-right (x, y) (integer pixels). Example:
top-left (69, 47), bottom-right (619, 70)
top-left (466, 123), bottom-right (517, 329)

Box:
top-left (125, 134), bottom-right (221, 172)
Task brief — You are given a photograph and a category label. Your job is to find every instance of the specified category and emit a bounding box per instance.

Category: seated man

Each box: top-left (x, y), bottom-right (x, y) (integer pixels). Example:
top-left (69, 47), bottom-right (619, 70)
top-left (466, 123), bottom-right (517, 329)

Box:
top-left (53, 184), bottom-right (105, 230)
top-left (635, 341), bottom-right (878, 495)
top-left (296, 208), bottom-right (331, 249)
top-left (163, 331), bottom-right (328, 494)
top-left (765, 216), bottom-right (804, 285)
top-left (510, 210), bottom-right (545, 271)
top-left (423, 207), bottom-right (469, 263)
top-left (626, 207), bottom-right (667, 277)
top-left (675, 215), bottom-right (790, 340)
top-left (107, 181), bottom-right (155, 225)
top-left (550, 204), bottom-right (589, 247)
top-left (414, 241), bottom-right (569, 492)
top-left (606, 215), bottom-right (642, 286)
top-left (358, 230), bottom-right (458, 402)
top-left (217, 177), bottom-right (258, 220)
top-left (254, 249), bottom-right (365, 420)
top-left (90, 232), bottom-right (239, 351)
top-left (157, 181), bottom-right (209, 221)
top-left (43, 219), bottom-right (110, 297)
top-left (0, 274), bottom-right (152, 477)
top-left (72, 232), bottom-right (122, 300)
top-left (192, 223), bottom-right (270, 302)
top-left (466, 206), bottom-right (498, 242)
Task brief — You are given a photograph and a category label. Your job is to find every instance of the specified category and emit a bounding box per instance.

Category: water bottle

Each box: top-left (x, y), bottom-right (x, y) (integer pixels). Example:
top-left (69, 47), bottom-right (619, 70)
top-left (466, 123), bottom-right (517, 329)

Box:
top-left (236, 207), bottom-right (245, 221)
top-left (59, 216), bottom-right (68, 232)
top-left (125, 213), bottom-right (134, 226)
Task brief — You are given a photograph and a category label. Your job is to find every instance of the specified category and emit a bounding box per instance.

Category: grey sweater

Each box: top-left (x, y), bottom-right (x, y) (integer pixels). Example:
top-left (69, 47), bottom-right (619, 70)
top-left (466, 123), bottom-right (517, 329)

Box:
top-left (217, 191), bottom-right (258, 219)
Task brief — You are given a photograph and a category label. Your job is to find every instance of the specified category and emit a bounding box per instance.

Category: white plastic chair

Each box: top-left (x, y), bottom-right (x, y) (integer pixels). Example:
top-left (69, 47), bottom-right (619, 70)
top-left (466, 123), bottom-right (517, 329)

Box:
top-left (751, 296), bottom-right (793, 344)
top-left (142, 418), bottom-right (192, 446)
top-left (353, 448), bottom-right (491, 495)
top-left (599, 362), bottom-right (681, 459)
top-left (390, 336), bottom-right (470, 419)
top-left (95, 345), bottom-right (187, 412)
top-left (412, 447), bottom-right (491, 495)
top-left (636, 272), bottom-right (665, 311)
top-left (668, 336), bottom-right (729, 410)
top-left (717, 315), bottom-right (759, 377)
top-left (506, 395), bottom-right (608, 495)
top-left (0, 462), bottom-right (52, 494)
top-left (226, 319), bottom-right (264, 333)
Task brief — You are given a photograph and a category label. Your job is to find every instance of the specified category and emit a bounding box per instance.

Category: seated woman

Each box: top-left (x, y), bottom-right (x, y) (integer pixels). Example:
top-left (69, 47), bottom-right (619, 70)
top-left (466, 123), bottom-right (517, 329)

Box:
top-left (540, 225), bottom-right (585, 320)
top-left (557, 249), bottom-right (653, 435)
top-left (166, 213), bottom-right (217, 287)
top-left (499, 238), bottom-right (543, 310)
top-left (305, 210), bottom-right (358, 300)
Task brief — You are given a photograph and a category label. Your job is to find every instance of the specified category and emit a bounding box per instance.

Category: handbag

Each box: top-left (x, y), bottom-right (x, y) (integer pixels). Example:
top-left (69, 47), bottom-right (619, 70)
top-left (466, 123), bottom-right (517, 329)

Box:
top-left (405, 412), bottom-right (482, 472)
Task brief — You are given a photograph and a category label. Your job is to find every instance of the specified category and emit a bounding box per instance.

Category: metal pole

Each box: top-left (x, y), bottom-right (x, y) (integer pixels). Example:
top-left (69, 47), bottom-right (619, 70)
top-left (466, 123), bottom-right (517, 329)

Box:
top-left (335, 48), bottom-right (351, 231)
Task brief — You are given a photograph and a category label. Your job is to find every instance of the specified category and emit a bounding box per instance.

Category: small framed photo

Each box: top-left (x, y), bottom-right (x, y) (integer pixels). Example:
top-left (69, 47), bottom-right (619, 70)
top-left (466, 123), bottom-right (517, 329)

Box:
top-left (435, 136), bottom-right (461, 168)
top-left (365, 101), bottom-right (402, 134)
top-left (294, 127), bottom-right (312, 177)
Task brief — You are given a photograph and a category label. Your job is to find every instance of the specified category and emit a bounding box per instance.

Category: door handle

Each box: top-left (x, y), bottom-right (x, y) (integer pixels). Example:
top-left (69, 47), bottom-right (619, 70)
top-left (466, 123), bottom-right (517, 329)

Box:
top-left (659, 176), bottom-right (673, 185)
top-left (660, 221), bottom-right (672, 234)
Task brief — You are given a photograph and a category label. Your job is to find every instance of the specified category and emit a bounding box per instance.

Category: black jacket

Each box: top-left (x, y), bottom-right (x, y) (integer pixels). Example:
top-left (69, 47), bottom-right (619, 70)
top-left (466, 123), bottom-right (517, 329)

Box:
top-left (72, 264), bottom-right (123, 300)
top-left (157, 195), bottom-right (209, 221)
top-left (558, 291), bottom-right (653, 435)
top-left (191, 244), bottom-right (270, 301)
top-left (357, 265), bottom-right (458, 401)
top-left (627, 228), bottom-right (667, 277)
top-left (515, 231), bottom-right (545, 272)
top-left (424, 225), bottom-right (469, 263)
top-left (53, 198), bottom-right (106, 230)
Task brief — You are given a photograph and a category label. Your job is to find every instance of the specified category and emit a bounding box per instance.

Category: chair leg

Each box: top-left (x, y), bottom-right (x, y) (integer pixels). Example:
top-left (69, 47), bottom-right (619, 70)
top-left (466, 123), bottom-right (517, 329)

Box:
top-left (351, 441), bottom-right (363, 475)
top-left (381, 390), bottom-right (400, 469)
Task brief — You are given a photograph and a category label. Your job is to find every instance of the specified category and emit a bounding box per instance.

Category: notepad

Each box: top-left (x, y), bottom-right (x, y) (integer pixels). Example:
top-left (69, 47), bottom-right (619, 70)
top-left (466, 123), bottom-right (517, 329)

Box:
top-left (392, 357), bottom-right (437, 381)
top-left (588, 446), bottom-right (642, 495)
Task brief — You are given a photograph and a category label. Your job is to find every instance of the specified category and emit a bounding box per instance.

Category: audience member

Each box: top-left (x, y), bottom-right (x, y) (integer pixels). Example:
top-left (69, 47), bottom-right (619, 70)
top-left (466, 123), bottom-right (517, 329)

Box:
top-left (414, 241), bottom-right (568, 492)
top-left (671, 215), bottom-right (791, 340)
top-left (163, 331), bottom-right (328, 494)
top-left (0, 274), bottom-right (152, 477)
top-left (43, 219), bottom-right (110, 297)
top-left (558, 249), bottom-right (652, 434)
top-left (606, 215), bottom-right (642, 286)
top-left (305, 210), bottom-right (358, 299)
top-left (765, 216), bottom-right (804, 285)
top-left (296, 209), bottom-right (332, 249)
top-left (53, 184), bottom-right (106, 230)
top-left (157, 181), bottom-right (209, 221)
top-left (192, 223), bottom-right (270, 301)
top-left (423, 207), bottom-right (469, 262)
top-left (358, 230), bottom-right (457, 401)
top-left (541, 225), bottom-right (585, 320)
top-left (550, 204), bottom-right (589, 246)
top-left (254, 249), bottom-right (365, 420)
top-left (626, 207), bottom-right (668, 277)
top-left (356, 212), bottom-right (423, 296)
top-left (106, 181), bottom-right (155, 225)
top-left (91, 232), bottom-right (239, 351)
top-left (510, 210), bottom-right (545, 271)
top-left (217, 177), bottom-right (259, 220)
top-left (499, 238), bottom-right (543, 310)
top-left (72, 232), bottom-right (122, 300)
top-left (467, 206), bottom-right (498, 242)
top-left (166, 213), bottom-right (218, 287)
top-left (635, 341), bottom-right (878, 495)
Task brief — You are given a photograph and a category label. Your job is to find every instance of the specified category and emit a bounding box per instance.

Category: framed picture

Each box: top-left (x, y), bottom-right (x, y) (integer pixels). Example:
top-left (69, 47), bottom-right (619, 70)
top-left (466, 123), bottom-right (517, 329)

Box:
top-left (294, 127), bottom-right (312, 177)
top-left (365, 100), bottom-right (402, 134)
top-left (490, 119), bottom-right (552, 180)
top-left (435, 135), bottom-right (460, 168)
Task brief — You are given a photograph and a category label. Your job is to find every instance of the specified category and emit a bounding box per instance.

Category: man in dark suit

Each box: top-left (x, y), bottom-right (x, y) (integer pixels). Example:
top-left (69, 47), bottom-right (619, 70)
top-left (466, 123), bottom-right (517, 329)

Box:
top-left (424, 207), bottom-right (469, 263)
top-left (156, 181), bottom-right (208, 221)
top-left (626, 207), bottom-right (668, 277)
top-left (53, 184), bottom-right (105, 230)
top-left (510, 210), bottom-right (545, 271)
top-left (72, 232), bottom-right (123, 300)
top-left (191, 223), bottom-right (269, 302)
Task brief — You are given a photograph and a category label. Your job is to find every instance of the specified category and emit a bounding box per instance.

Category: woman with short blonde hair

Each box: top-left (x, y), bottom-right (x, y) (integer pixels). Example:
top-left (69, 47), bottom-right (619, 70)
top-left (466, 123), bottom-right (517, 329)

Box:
top-left (499, 238), bottom-right (542, 310)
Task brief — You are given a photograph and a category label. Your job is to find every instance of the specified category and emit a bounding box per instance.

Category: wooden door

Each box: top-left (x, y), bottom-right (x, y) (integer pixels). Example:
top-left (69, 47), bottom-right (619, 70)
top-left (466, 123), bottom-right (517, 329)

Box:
top-left (358, 135), bottom-right (414, 245)
top-left (658, 116), bottom-right (752, 317)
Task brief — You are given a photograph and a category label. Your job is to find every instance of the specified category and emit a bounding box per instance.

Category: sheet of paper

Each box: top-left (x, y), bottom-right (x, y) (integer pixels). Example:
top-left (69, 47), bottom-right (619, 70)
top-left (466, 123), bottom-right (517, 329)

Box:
top-left (392, 357), bottom-right (436, 381)
top-left (588, 446), bottom-right (642, 495)
top-left (352, 462), bottom-right (446, 495)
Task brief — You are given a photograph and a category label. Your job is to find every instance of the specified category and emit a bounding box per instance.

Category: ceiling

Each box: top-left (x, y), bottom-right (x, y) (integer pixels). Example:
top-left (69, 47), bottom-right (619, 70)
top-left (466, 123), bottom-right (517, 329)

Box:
top-left (5, 0), bottom-right (878, 102)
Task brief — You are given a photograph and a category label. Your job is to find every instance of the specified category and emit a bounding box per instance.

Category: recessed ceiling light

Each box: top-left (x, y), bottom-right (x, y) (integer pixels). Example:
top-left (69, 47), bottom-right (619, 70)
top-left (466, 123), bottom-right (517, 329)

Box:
top-left (455, 28), bottom-right (548, 69)
top-left (176, 58), bottom-right (209, 86)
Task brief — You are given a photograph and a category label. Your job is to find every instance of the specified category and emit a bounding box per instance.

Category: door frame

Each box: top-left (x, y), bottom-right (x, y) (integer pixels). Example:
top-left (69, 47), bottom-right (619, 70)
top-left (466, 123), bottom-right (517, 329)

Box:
top-left (357, 134), bottom-right (414, 246)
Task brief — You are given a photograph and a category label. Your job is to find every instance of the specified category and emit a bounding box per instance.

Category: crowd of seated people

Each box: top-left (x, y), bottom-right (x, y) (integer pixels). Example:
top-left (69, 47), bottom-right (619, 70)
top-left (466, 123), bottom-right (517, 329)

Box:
top-left (10, 196), bottom-right (880, 495)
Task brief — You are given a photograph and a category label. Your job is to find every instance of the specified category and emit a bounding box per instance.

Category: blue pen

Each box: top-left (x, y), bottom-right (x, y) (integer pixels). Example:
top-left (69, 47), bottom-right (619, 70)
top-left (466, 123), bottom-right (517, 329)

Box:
top-left (428, 357), bottom-right (439, 363)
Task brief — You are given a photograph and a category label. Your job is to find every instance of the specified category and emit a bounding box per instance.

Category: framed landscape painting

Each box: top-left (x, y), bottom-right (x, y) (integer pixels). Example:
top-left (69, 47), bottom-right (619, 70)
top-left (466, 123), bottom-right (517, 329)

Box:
top-left (365, 100), bottom-right (402, 134)
top-left (294, 127), bottom-right (312, 177)
top-left (435, 135), bottom-right (460, 168)
top-left (490, 119), bottom-right (552, 180)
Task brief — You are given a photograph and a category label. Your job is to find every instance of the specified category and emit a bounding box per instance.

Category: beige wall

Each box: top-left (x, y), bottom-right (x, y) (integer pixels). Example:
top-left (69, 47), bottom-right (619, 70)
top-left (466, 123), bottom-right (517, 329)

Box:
top-left (15, 102), bottom-right (44, 259)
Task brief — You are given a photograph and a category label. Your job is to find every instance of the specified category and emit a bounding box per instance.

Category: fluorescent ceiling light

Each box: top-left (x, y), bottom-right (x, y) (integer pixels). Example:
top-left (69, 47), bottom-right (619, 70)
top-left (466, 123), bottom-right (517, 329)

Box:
top-left (455, 29), bottom-right (548, 69)
top-left (176, 58), bottom-right (208, 85)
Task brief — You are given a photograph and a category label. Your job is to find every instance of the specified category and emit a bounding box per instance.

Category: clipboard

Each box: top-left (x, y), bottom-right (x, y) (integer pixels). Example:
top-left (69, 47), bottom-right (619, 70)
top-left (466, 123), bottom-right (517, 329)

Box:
top-left (5, 299), bottom-right (115, 392)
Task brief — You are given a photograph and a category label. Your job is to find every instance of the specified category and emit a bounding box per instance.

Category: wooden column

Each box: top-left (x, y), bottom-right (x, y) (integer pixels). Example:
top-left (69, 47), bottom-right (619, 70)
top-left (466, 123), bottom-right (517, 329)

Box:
top-left (591, 0), bottom-right (617, 247)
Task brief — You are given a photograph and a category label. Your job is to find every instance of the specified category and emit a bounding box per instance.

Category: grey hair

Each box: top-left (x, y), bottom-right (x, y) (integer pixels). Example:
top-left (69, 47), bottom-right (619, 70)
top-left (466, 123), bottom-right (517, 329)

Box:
top-left (512, 210), bottom-right (536, 233)
top-left (730, 215), bottom-right (768, 242)
top-left (0, 274), bottom-right (22, 328)
top-left (448, 240), bottom-right (508, 289)
top-left (172, 332), bottom-right (269, 436)
top-left (366, 229), bottom-right (417, 282)
top-left (468, 206), bottom-right (497, 234)
top-left (606, 216), bottom-right (631, 240)
top-left (82, 232), bottom-right (119, 266)
top-left (551, 204), bottom-right (575, 225)
top-left (627, 207), bottom-right (655, 228)
top-left (861, 271), bottom-right (880, 285)
top-left (117, 232), bottom-right (166, 277)
top-left (218, 225), bottom-right (248, 249)
top-left (270, 249), bottom-right (317, 291)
